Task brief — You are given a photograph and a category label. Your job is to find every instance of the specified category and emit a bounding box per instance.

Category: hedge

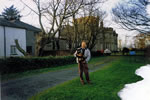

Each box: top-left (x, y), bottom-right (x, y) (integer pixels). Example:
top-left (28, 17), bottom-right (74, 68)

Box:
top-left (0, 56), bottom-right (76, 75)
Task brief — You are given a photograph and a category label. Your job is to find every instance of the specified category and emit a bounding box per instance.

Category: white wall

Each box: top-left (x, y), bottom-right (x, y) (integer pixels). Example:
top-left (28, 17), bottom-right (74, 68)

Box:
top-left (0, 26), bottom-right (4, 57)
top-left (0, 26), bottom-right (26, 57)
top-left (5, 27), bottom-right (26, 57)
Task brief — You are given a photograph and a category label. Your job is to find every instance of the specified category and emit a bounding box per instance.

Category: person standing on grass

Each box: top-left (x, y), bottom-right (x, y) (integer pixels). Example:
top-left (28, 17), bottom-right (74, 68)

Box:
top-left (74, 41), bottom-right (91, 85)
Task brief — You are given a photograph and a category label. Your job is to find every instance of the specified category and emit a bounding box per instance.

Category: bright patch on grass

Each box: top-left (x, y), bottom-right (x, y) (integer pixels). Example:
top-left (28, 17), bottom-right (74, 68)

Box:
top-left (118, 64), bottom-right (150, 100)
top-left (29, 56), bottom-right (147, 100)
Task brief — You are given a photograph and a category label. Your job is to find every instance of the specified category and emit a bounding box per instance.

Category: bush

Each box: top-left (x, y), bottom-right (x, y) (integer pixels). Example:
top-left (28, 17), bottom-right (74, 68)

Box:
top-left (1, 56), bottom-right (76, 75)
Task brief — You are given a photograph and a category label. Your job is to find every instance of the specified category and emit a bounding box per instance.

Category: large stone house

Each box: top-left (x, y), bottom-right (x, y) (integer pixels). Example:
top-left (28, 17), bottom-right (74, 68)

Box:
top-left (92, 27), bottom-right (118, 51)
top-left (74, 17), bottom-right (118, 51)
top-left (0, 18), bottom-right (41, 58)
top-left (44, 16), bottom-right (118, 53)
top-left (61, 17), bottom-right (118, 52)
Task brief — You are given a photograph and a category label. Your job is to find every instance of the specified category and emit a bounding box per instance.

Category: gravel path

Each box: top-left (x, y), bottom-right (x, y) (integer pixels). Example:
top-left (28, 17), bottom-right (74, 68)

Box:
top-left (1, 59), bottom-right (113, 100)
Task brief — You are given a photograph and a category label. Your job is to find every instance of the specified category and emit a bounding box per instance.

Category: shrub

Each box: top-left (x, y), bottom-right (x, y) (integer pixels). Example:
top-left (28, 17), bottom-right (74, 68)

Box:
top-left (1, 56), bottom-right (75, 75)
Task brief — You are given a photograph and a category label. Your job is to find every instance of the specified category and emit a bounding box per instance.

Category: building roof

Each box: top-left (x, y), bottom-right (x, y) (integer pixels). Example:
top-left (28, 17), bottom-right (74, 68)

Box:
top-left (0, 18), bottom-right (41, 32)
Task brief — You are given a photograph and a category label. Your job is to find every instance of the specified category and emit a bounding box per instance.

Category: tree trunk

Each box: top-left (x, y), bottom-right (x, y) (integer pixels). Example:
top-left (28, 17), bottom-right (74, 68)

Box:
top-left (56, 39), bottom-right (60, 50)
top-left (35, 33), bottom-right (51, 56)
top-left (15, 39), bottom-right (28, 56)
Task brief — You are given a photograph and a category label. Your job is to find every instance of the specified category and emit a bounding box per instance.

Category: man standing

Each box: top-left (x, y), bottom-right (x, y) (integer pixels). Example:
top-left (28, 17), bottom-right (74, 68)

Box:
top-left (74, 41), bottom-right (91, 85)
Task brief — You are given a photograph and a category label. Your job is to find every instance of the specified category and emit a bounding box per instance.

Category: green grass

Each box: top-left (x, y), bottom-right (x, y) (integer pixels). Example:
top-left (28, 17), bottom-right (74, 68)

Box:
top-left (29, 56), bottom-right (147, 100)
top-left (2, 56), bottom-right (109, 81)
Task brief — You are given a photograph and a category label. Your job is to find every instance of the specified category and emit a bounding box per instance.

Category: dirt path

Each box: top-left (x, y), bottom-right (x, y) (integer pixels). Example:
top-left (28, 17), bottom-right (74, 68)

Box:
top-left (1, 58), bottom-right (114, 100)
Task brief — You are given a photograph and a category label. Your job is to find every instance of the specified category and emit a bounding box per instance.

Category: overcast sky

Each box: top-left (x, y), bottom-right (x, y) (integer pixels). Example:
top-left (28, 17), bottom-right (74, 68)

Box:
top-left (0, 0), bottom-right (143, 47)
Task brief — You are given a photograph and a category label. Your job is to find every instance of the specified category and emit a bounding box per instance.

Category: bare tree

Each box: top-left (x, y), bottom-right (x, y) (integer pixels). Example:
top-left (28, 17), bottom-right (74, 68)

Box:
top-left (60, 0), bottom-right (107, 51)
top-left (21, 0), bottom-right (83, 56)
top-left (73, 0), bottom-right (107, 50)
top-left (112, 0), bottom-right (150, 33)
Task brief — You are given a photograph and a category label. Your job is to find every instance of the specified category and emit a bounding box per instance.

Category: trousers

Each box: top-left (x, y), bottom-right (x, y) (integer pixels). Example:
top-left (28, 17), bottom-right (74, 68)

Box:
top-left (78, 62), bottom-right (90, 82)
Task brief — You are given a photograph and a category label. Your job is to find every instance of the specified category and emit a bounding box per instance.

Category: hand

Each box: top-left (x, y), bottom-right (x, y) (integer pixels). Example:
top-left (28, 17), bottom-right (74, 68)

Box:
top-left (82, 60), bottom-right (86, 63)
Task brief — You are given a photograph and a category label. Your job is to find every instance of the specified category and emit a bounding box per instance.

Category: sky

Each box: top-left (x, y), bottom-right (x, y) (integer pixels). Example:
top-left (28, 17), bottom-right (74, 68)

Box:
top-left (0, 0), bottom-right (142, 47)
top-left (118, 64), bottom-right (150, 100)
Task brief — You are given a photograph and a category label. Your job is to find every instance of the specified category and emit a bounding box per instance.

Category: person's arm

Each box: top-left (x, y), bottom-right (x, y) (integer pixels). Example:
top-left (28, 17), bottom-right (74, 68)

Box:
top-left (74, 51), bottom-right (77, 57)
top-left (85, 49), bottom-right (91, 63)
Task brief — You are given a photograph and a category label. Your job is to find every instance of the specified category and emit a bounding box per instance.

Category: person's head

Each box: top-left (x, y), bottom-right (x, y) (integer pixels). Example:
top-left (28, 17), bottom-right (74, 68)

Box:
top-left (81, 41), bottom-right (87, 49)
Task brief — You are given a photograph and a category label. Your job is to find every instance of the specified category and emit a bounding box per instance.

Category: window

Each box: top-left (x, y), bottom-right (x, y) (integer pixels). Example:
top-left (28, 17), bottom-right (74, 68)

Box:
top-left (10, 45), bottom-right (17, 55)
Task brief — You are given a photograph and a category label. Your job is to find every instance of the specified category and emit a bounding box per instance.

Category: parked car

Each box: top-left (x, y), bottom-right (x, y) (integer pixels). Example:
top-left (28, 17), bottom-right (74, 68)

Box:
top-left (104, 49), bottom-right (111, 56)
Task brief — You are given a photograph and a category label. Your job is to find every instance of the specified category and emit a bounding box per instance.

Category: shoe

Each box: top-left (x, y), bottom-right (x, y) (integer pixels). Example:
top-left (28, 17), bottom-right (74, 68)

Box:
top-left (87, 81), bottom-right (91, 84)
top-left (81, 80), bottom-right (85, 85)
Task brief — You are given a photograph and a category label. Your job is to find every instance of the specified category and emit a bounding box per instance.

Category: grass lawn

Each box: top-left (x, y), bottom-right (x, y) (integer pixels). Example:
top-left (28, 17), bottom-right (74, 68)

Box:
top-left (2, 56), bottom-right (109, 81)
top-left (29, 56), bottom-right (148, 100)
